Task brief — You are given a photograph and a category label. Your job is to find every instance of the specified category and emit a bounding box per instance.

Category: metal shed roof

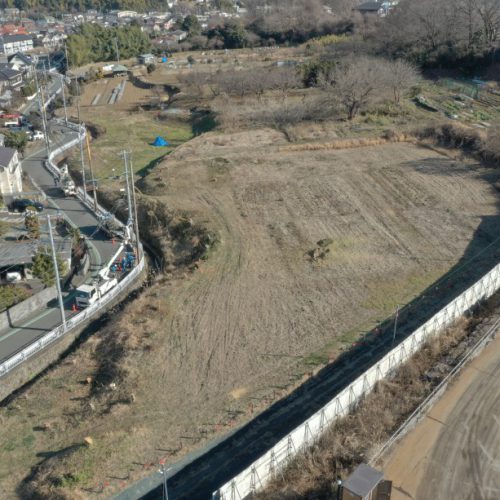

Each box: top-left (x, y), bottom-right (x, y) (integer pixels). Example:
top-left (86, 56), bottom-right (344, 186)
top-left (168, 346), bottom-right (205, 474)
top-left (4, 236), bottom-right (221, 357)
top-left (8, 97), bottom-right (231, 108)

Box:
top-left (343, 463), bottom-right (384, 498)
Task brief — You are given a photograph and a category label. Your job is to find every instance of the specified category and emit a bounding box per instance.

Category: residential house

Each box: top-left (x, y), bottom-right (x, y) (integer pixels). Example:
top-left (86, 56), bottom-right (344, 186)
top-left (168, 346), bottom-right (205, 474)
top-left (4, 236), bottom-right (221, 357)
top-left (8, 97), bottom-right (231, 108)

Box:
top-left (8, 52), bottom-right (34, 78)
top-left (353, 1), bottom-right (396, 17)
top-left (0, 34), bottom-right (34, 55)
top-left (0, 63), bottom-right (23, 90)
top-left (39, 31), bottom-right (66, 49)
top-left (0, 147), bottom-right (22, 195)
top-left (0, 24), bottom-right (27, 36)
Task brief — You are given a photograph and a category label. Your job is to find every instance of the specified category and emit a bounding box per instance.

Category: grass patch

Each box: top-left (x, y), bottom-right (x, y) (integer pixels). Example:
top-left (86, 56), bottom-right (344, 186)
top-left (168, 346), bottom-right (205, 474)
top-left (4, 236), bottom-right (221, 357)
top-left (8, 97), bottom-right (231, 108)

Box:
top-left (78, 107), bottom-right (194, 183)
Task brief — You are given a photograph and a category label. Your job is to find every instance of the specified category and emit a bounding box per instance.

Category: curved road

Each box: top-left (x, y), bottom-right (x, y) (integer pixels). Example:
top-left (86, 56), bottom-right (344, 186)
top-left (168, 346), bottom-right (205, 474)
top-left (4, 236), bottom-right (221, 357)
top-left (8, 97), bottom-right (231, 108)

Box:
top-left (384, 326), bottom-right (500, 500)
top-left (0, 122), bottom-right (118, 364)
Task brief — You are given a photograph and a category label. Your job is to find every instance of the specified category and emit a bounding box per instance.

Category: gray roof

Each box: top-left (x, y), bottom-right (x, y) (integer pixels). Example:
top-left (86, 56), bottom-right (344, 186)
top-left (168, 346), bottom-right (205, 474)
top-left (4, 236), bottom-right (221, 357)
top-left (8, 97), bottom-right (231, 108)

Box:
top-left (343, 463), bottom-right (384, 498)
top-left (0, 147), bottom-right (16, 167)
top-left (354, 1), bottom-right (383, 11)
top-left (8, 52), bottom-right (33, 64)
top-left (2, 34), bottom-right (33, 43)
top-left (0, 236), bottom-right (72, 268)
top-left (0, 65), bottom-right (21, 81)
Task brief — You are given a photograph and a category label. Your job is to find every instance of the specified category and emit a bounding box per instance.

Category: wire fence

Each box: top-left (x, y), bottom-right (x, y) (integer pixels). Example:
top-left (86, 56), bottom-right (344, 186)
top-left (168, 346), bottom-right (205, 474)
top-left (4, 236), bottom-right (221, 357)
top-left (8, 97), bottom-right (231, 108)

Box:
top-left (212, 263), bottom-right (500, 499)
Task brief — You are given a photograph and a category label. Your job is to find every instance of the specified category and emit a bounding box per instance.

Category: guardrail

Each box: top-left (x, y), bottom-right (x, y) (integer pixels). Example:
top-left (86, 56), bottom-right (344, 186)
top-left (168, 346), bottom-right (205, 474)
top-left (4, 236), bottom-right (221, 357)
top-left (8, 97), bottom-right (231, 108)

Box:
top-left (213, 263), bottom-right (500, 499)
top-left (0, 119), bottom-right (145, 378)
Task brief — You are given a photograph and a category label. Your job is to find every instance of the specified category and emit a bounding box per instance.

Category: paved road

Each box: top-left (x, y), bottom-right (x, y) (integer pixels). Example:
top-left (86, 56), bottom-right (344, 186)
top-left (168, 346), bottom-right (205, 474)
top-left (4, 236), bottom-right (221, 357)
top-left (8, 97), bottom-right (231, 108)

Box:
top-left (384, 321), bottom-right (500, 500)
top-left (0, 123), bottom-right (118, 364)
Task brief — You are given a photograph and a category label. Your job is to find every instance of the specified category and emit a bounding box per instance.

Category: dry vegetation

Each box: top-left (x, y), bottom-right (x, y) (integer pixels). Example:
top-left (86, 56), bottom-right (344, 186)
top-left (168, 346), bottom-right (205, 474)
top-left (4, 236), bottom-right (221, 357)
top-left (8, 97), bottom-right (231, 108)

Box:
top-left (2, 118), bottom-right (500, 497)
top-left (2, 44), bottom-right (500, 498)
top-left (254, 311), bottom-right (487, 499)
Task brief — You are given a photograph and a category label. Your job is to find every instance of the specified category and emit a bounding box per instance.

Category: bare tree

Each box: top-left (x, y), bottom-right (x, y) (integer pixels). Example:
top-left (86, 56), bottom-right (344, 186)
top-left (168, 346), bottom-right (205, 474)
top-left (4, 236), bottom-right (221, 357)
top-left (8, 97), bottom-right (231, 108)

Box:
top-left (324, 57), bottom-right (387, 120)
top-left (383, 59), bottom-right (421, 105)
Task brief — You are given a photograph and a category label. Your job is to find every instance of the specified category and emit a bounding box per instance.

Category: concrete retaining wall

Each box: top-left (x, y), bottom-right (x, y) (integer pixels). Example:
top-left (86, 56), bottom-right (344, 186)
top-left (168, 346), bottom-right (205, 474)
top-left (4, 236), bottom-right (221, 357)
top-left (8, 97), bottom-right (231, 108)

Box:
top-left (0, 287), bottom-right (56, 332)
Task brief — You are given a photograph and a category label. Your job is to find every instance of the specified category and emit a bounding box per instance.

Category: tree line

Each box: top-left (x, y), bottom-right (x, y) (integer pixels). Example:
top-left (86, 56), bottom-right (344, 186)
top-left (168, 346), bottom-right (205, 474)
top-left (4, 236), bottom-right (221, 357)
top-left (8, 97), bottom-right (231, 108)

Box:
top-left (66, 23), bottom-right (151, 67)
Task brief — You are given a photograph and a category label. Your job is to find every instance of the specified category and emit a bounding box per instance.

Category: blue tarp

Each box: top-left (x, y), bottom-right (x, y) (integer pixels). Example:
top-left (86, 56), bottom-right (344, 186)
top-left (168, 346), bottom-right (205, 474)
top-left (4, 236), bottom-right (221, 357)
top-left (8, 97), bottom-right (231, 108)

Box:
top-left (152, 136), bottom-right (169, 147)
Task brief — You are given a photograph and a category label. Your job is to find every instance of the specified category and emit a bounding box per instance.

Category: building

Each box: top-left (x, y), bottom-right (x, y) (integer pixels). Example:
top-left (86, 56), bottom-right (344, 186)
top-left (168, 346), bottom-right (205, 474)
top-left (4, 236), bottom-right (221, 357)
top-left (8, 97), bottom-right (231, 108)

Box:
top-left (8, 52), bottom-right (34, 76)
top-left (0, 34), bottom-right (34, 55)
top-left (341, 463), bottom-right (392, 500)
top-left (0, 147), bottom-right (22, 195)
top-left (0, 63), bottom-right (23, 90)
top-left (138, 53), bottom-right (155, 65)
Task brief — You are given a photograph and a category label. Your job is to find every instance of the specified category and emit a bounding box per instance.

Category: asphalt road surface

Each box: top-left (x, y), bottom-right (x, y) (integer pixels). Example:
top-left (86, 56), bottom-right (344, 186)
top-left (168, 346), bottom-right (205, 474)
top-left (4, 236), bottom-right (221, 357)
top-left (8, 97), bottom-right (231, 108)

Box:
top-left (0, 123), bottom-right (118, 364)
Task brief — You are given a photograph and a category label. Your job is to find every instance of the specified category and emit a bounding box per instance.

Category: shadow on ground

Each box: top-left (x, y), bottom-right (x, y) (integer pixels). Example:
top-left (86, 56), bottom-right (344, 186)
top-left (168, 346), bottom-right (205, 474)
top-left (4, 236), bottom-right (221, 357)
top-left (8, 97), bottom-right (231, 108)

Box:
top-left (133, 155), bottom-right (500, 499)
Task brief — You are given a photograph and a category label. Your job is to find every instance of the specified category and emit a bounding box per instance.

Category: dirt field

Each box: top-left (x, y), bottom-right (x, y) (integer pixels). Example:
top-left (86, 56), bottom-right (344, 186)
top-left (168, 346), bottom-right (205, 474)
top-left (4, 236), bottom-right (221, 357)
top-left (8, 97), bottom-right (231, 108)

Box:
top-left (382, 331), bottom-right (500, 500)
top-left (1, 127), bottom-right (499, 497)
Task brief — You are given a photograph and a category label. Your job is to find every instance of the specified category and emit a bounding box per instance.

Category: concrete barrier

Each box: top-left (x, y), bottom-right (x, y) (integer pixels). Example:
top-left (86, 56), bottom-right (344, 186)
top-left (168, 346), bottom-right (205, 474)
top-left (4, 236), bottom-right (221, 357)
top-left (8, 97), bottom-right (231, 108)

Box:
top-left (0, 287), bottom-right (56, 332)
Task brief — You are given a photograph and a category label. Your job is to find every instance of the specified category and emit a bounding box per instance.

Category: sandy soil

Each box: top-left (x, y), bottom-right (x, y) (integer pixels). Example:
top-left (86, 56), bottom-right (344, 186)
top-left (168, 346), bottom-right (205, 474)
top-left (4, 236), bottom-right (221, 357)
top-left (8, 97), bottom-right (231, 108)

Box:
top-left (1, 128), bottom-right (499, 497)
top-left (382, 328), bottom-right (500, 500)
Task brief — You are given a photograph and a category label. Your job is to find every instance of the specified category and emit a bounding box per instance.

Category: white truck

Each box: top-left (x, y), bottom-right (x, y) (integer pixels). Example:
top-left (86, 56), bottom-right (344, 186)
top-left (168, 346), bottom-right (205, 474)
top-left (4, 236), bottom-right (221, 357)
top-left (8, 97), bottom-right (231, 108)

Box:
top-left (75, 277), bottom-right (118, 308)
top-left (57, 164), bottom-right (76, 197)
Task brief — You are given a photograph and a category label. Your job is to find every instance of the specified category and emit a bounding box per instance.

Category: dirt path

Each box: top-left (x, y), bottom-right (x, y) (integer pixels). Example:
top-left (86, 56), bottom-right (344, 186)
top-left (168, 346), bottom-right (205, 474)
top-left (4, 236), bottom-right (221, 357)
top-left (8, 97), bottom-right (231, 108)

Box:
top-left (383, 327), bottom-right (500, 500)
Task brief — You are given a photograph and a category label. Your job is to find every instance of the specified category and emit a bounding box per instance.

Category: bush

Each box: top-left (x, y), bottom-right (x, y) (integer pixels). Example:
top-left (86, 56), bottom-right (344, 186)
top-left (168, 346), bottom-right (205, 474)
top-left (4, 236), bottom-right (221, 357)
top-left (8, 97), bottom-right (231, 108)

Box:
top-left (31, 247), bottom-right (68, 287)
top-left (146, 63), bottom-right (156, 74)
top-left (0, 285), bottom-right (30, 312)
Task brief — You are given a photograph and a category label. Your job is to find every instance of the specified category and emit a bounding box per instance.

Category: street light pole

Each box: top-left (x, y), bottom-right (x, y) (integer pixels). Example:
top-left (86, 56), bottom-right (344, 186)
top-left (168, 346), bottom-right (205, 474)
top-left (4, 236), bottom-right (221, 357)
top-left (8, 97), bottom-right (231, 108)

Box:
top-left (47, 215), bottom-right (66, 329)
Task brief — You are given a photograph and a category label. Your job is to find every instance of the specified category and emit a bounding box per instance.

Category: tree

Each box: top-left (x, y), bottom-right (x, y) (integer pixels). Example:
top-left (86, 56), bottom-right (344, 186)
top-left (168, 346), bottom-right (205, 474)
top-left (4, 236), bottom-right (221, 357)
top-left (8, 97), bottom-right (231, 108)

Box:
top-left (325, 57), bottom-right (387, 120)
top-left (31, 247), bottom-right (68, 287)
top-left (384, 59), bottom-right (420, 104)
top-left (182, 14), bottom-right (201, 36)
top-left (220, 20), bottom-right (248, 49)
top-left (4, 130), bottom-right (28, 153)
top-left (25, 211), bottom-right (40, 239)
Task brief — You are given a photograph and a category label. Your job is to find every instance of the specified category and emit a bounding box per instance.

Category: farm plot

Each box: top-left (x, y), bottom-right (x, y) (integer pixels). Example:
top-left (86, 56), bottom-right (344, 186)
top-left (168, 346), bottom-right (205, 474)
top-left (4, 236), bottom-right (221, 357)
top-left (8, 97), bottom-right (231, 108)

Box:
top-left (1, 128), bottom-right (499, 497)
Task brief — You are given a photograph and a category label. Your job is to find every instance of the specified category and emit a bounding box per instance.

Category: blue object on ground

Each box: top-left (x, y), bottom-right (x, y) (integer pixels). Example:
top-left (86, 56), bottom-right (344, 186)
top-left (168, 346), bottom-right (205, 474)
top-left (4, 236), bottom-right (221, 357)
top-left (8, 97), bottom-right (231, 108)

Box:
top-left (152, 136), bottom-right (170, 147)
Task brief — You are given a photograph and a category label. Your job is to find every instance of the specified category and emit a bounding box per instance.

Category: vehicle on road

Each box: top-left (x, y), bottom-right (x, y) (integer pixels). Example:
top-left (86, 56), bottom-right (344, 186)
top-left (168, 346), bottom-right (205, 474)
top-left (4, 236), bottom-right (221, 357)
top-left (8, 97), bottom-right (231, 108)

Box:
top-left (9, 198), bottom-right (44, 213)
top-left (57, 165), bottom-right (76, 196)
top-left (31, 130), bottom-right (44, 141)
top-left (75, 277), bottom-right (118, 308)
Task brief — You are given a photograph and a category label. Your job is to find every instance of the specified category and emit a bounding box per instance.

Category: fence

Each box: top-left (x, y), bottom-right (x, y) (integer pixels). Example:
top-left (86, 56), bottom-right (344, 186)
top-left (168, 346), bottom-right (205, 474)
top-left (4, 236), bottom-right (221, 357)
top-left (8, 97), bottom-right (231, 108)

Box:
top-left (213, 262), bottom-right (500, 499)
top-left (0, 120), bottom-right (146, 378)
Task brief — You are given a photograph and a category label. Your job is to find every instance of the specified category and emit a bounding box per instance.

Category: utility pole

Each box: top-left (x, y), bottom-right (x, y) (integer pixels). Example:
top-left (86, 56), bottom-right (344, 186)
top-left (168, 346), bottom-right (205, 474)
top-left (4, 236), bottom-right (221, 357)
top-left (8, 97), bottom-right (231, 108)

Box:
top-left (122, 150), bottom-right (133, 228)
top-left (85, 133), bottom-right (99, 211)
top-left (127, 153), bottom-right (141, 260)
top-left (34, 66), bottom-right (50, 158)
top-left (60, 74), bottom-right (68, 125)
top-left (114, 37), bottom-right (120, 63)
top-left (47, 215), bottom-right (66, 329)
top-left (75, 80), bottom-right (87, 202)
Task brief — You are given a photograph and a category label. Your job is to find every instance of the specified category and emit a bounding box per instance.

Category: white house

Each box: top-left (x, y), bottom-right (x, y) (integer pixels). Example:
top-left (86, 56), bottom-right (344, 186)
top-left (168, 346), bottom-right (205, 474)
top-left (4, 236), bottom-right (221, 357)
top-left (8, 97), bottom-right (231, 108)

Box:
top-left (0, 34), bottom-right (34, 55)
top-left (0, 147), bottom-right (22, 195)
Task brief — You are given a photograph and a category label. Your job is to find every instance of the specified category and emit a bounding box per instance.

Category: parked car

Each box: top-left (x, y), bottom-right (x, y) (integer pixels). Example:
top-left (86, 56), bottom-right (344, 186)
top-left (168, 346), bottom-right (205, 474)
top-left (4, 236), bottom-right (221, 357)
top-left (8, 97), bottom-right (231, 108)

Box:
top-left (10, 198), bottom-right (44, 213)
top-left (31, 130), bottom-right (44, 140)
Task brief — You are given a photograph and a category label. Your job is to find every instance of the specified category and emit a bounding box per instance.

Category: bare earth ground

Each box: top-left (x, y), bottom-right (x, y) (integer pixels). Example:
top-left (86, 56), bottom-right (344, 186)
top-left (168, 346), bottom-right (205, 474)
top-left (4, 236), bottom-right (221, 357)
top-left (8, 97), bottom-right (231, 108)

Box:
top-left (382, 332), bottom-right (500, 500)
top-left (1, 128), bottom-right (498, 497)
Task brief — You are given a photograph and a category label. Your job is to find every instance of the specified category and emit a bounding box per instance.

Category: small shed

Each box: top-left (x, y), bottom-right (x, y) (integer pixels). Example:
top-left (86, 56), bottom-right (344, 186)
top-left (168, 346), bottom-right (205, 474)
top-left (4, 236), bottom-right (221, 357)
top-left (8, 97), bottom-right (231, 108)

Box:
top-left (342, 464), bottom-right (391, 500)
top-left (138, 53), bottom-right (155, 65)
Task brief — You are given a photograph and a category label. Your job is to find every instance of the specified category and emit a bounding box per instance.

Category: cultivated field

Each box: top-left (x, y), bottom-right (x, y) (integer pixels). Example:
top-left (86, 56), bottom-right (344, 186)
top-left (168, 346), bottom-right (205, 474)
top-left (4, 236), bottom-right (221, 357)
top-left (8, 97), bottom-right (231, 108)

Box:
top-left (1, 125), bottom-right (499, 497)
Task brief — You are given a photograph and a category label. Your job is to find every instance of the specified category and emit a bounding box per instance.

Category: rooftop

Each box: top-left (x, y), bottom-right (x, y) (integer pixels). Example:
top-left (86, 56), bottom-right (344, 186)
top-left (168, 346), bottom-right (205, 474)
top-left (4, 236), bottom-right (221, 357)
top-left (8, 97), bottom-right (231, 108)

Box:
top-left (0, 146), bottom-right (16, 167)
top-left (343, 463), bottom-right (384, 498)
